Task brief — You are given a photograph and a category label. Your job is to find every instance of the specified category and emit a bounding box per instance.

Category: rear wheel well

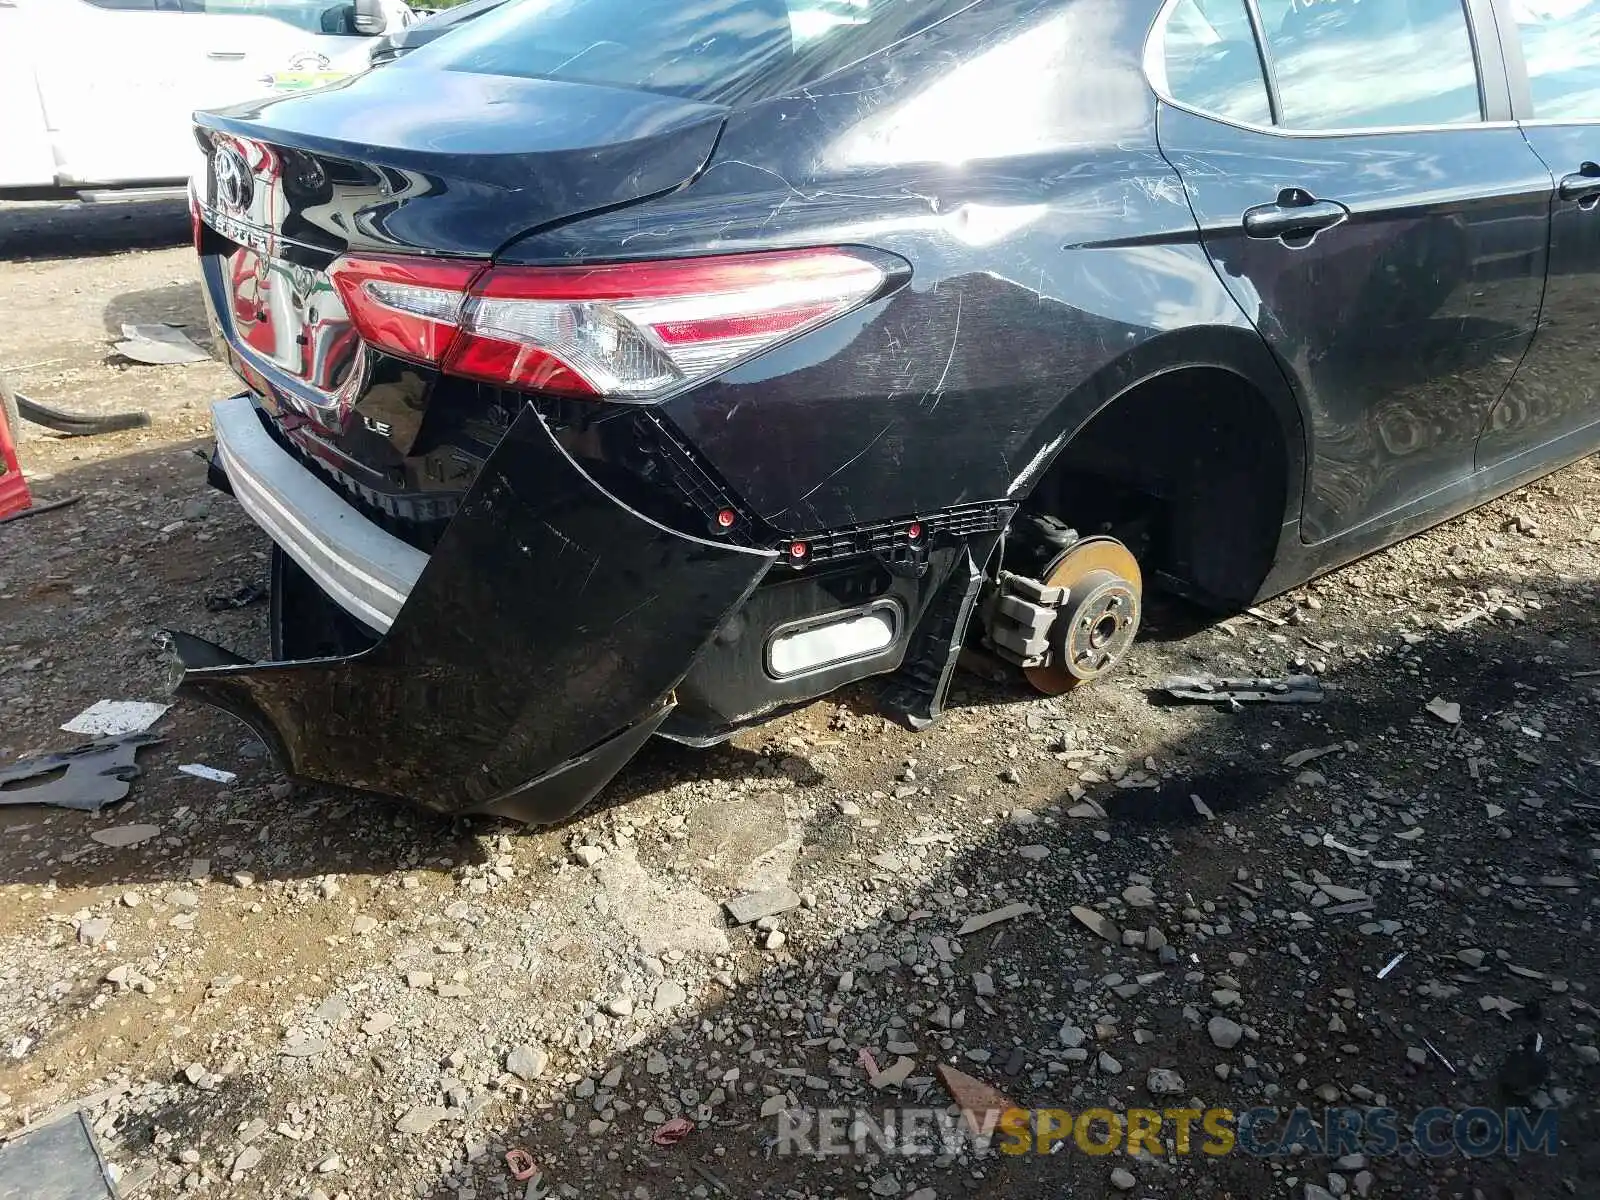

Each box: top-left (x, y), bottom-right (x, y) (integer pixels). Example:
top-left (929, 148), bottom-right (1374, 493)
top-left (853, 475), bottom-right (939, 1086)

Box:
top-left (1022, 367), bottom-right (1290, 610)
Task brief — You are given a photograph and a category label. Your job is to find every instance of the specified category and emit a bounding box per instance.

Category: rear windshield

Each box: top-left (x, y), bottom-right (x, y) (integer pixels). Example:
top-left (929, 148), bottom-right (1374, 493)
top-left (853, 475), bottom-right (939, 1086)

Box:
top-left (399, 0), bottom-right (981, 104)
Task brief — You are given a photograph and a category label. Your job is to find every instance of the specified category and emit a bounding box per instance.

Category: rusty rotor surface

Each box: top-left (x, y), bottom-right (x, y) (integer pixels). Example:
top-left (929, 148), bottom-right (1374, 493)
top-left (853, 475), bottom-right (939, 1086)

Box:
top-left (1023, 536), bottom-right (1143, 695)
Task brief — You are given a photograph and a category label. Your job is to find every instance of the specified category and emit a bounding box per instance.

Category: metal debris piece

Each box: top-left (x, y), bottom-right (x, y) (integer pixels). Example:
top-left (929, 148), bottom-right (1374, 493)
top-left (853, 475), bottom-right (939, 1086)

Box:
top-left (1378, 952), bottom-right (1407, 980)
top-left (504, 1149), bottom-right (538, 1181)
top-left (61, 699), bottom-right (170, 739)
top-left (1158, 674), bottom-right (1324, 705)
top-left (0, 1111), bottom-right (116, 1199)
top-left (113, 322), bottom-right (210, 365)
top-left (177, 763), bottom-right (237, 784)
top-left (1422, 1035), bottom-right (1456, 1075)
top-left (205, 583), bottom-right (268, 613)
top-left (651, 1117), bottom-right (694, 1147)
top-left (0, 733), bottom-right (162, 812)
top-left (1425, 696), bottom-right (1462, 725)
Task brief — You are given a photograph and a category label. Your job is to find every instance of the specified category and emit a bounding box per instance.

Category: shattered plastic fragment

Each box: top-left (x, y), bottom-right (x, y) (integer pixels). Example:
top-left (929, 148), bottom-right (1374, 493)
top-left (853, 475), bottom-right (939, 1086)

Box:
top-left (205, 583), bottom-right (268, 613)
top-left (1159, 675), bottom-right (1324, 705)
top-left (0, 733), bottom-right (162, 811)
top-left (1425, 697), bottom-right (1462, 725)
top-left (113, 323), bottom-right (210, 365)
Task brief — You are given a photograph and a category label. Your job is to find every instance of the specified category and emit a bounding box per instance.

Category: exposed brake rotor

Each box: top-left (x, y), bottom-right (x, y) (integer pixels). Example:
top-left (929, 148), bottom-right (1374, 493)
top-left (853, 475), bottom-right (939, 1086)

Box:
top-left (1023, 536), bottom-right (1143, 695)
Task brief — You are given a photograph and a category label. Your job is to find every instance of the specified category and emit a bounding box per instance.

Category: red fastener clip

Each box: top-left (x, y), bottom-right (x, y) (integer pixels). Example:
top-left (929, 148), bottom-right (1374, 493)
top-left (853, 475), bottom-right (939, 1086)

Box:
top-left (505, 1148), bottom-right (538, 1180)
top-left (651, 1117), bottom-right (695, 1146)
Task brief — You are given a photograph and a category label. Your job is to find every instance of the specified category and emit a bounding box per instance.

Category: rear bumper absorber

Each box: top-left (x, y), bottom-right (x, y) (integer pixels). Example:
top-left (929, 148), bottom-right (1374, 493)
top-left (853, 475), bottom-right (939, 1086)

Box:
top-left (174, 396), bottom-right (774, 824)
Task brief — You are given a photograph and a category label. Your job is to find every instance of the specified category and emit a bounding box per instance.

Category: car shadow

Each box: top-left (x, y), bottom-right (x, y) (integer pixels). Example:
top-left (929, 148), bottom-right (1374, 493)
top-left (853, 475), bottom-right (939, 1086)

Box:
top-left (392, 570), bottom-right (1595, 1199)
top-left (101, 282), bottom-right (216, 353)
top-left (101, 566), bottom-right (1600, 1199)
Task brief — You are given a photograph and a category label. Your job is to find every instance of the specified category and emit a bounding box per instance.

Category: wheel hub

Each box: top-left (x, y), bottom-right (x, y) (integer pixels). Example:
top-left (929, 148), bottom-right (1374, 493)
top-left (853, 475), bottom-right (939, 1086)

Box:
top-left (1023, 536), bottom-right (1143, 695)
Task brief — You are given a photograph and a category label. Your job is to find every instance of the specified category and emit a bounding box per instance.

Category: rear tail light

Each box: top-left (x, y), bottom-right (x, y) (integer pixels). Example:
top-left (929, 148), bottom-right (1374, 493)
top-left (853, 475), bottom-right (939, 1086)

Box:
top-left (328, 249), bottom-right (889, 400)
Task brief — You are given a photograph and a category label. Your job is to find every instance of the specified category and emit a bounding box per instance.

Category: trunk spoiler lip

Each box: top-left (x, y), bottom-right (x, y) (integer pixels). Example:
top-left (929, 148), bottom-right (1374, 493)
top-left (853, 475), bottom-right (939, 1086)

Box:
top-left (192, 69), bottom-right (731, 195)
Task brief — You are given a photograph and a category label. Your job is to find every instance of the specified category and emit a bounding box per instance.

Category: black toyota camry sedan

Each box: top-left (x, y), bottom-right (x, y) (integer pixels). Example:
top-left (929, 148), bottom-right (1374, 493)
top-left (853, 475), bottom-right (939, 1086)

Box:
top-left (177, 0), bottom-right (1600, 822)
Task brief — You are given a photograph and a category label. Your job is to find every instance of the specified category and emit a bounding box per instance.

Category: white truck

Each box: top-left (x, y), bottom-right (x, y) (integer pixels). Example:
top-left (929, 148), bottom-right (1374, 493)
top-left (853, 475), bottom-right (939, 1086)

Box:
top-left (0, 0), bottom-right (414, 200)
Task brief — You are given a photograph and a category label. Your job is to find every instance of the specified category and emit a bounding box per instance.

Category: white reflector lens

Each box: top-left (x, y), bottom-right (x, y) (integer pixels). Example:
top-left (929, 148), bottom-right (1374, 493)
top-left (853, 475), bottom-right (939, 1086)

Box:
top-left (767, 607), bottom-right (898, 678)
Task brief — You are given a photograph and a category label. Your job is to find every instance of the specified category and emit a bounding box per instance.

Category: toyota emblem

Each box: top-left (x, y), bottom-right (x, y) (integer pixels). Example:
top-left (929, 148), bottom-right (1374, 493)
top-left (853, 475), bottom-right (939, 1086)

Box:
top-left (214, 145), bottom-right (254, 213)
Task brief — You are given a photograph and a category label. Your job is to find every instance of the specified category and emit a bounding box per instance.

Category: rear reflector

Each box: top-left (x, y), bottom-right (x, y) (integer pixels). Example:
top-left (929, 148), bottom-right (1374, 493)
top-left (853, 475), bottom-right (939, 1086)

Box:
top-left (327, 249), bottom-right (889, 401)
top-left (766, 605), bottom-right (899, 679)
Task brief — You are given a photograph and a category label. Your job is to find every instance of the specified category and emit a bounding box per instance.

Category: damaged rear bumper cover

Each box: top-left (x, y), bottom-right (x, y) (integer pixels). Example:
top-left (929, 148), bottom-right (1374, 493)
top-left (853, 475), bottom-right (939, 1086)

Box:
top-left (176, 395), bottom-right (775, 824)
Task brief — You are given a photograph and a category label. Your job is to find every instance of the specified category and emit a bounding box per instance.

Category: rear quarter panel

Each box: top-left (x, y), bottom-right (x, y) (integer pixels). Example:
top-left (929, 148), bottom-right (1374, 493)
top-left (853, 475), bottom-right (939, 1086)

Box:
top-left (507, 0), bottom-right (1303, 535)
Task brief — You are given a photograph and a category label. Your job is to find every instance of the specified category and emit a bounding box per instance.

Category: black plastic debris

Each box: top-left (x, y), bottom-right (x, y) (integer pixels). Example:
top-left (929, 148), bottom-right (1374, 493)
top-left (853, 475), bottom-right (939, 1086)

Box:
top-left (204, 583), bottom-right (268, 613)
top-left (1497, 1032), bottom-right (1550, 1100)
top-left (16, 392), bottom-right (150, 438)
top-left (0, 733), bottom-right (162, 811)
top-left (1158, 674), bottom-right (1325, 705)
top-left (0, 1112), bottom-right (117, 1200)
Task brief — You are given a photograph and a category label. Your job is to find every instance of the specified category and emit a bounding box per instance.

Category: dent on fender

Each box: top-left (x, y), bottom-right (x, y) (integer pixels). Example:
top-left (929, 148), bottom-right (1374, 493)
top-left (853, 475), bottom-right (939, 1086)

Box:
top-left (173, 404), bottom-right (775, 824)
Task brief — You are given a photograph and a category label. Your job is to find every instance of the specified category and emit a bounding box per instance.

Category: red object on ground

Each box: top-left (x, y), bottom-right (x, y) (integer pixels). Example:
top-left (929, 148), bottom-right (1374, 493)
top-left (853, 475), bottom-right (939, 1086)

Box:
top-left (0, 396), bottom-right (32, 520)
top-left (504, 1148), bottom-right (538, 1180)
top-left (650, 1117), bottom-right (695, 1146)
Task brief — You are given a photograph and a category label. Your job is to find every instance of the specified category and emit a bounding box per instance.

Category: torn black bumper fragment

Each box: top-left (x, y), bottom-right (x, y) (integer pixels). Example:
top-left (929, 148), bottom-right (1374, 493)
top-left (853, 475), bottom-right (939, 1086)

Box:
top-left (176, 403), bottom-right (774, 823)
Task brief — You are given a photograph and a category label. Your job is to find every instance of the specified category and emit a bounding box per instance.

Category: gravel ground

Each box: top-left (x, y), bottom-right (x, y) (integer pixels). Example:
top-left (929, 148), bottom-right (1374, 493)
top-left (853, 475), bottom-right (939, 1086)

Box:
top-left (2, 203), bottom-right (1599, 1200)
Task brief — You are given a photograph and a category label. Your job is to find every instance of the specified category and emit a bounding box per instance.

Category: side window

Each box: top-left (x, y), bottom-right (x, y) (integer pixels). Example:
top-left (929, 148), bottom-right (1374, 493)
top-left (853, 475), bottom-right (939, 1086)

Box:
top-left (1257, 0), bottom-right (1483, 130)
top-left (1513, 0), bottom-right (1600, 120)
top-left (1160, 0), bottom-right (1275, 126)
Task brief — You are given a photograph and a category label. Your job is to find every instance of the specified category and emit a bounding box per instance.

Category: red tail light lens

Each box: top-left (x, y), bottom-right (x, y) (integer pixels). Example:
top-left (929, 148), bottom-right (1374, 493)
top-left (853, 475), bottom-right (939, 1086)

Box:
top-left (188, 184), bottom-right (204, 254)
top-left (328, 249), bottom-right (889, 401)
top-left (328, 255), bottom-right (482, 365)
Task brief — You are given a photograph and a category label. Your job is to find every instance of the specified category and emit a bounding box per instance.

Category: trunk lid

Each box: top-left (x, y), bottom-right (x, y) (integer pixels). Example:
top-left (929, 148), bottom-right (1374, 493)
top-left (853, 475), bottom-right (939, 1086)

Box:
top-left (193, 65), bottom-right (725, 498)
top-left (195, 65), bottom-right (727, 258)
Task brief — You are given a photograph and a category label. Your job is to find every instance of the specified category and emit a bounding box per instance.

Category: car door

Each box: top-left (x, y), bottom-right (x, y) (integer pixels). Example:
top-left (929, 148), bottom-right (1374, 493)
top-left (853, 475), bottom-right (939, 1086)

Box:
top-left (31, 0), bottom-right (218, 184)
top-left (180, 1), bottom-right (380, 102)
top-left (1476, 0), bottom-right (1600, 469)
top-left (0, 0), bottom-right (59, 188)
top-left (1152, 0), bottom-right (1553, 543)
